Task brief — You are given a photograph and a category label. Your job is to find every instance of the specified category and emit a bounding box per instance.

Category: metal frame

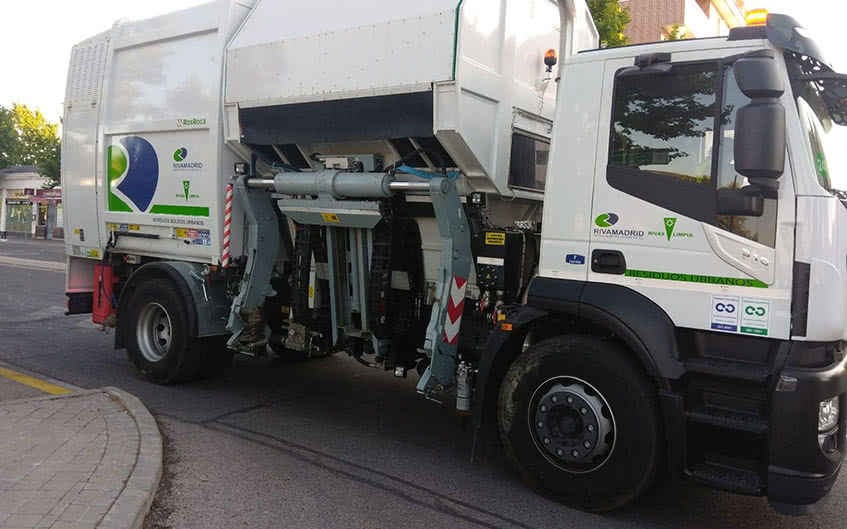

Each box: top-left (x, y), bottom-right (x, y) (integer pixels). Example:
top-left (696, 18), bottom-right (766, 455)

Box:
top-left (245, 172), bottom-right (472, 392)
top-left (416, 178), bottom-right (471, 396)
top-left (226, 176), bottom-right (281, 347)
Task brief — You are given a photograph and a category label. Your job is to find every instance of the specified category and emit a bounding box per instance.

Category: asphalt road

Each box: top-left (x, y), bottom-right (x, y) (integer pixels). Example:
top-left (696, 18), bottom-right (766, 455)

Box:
top-left (0, 237), bottom-right (65, 262)
top-left (0, 244), bottom-right (844, 529)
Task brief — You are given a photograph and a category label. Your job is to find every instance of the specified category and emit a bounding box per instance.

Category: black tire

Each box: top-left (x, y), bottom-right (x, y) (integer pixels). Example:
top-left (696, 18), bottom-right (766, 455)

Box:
top-left (498, 335), bottom-right (662, 512)
top-left (124, 279), bottom-right (204, 384)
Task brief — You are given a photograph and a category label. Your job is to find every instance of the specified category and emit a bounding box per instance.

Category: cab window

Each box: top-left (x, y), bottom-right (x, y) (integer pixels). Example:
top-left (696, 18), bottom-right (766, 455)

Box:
top-left (715, 67), bottom-right (777, 247)
top-left (609, 62), bottom-right (718, 223)
top-left (509, 133), bottom-right (550, 191)
top-left (607, 60), bottom-right (777, 247)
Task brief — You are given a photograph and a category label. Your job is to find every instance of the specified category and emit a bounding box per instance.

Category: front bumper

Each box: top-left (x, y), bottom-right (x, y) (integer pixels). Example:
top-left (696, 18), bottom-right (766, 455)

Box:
top-left (768, 349), bottom-right (847, 514)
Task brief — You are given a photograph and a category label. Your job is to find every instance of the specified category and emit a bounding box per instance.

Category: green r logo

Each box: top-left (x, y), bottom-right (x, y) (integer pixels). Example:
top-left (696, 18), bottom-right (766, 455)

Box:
top-left (745, 306), bottom-right (766, 316)
top-left (174, 147), bottom-right (188, 162)
top-left (594, 213), bottom-right (619, 227)
top-left (664, 217), bottom-right (677, 241)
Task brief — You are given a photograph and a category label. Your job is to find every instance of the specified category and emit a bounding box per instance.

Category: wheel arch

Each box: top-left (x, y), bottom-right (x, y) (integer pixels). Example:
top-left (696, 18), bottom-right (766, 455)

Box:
top-left (472, 278), bottom-right (682, 430)
top-left (114, 261), bottom-right (203, 350)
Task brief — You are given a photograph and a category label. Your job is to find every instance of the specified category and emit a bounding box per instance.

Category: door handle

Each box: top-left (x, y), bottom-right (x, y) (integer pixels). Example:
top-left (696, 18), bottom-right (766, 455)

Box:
top-left (591, 249), bottom-right (626, 275)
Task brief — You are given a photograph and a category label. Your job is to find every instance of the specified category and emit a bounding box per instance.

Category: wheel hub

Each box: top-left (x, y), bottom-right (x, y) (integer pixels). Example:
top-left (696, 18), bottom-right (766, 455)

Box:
top-left (530, 377), bottom-right (615, 473)
top-left (137, 302), bottom-right (173, 363)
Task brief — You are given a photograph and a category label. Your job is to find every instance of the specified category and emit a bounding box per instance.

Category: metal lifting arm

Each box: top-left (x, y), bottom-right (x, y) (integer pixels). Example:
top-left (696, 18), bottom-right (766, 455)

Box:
top-left (416, 178), bottom-right (471, 397)
top-left (244, 172), bottom-right (472, 395)
top-left (226, 177), bottom-right (280, 350)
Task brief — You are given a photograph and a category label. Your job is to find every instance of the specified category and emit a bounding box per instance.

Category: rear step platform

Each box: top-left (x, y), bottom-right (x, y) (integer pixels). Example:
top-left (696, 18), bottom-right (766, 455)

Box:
top-left (687, 463), bottom-right (764, 495)
top-left (685, 407), bottom-right (768, 434)
top-left (685, 358), bottom-right (770, 382)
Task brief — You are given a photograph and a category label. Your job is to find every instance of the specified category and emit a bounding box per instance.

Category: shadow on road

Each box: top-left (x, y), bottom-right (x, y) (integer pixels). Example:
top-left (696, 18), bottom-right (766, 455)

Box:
top-left (0, 265), bottom-right (840, 529)
top-left (143, 354), bottom-right (842, 529)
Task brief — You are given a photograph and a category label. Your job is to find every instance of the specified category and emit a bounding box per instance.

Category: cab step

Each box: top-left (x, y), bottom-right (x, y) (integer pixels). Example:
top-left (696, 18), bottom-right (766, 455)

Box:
top-left (686, 463), bottom-right (764, 495)
top-left (685, 407), bottom-right (768, 434)
top-left (684, 358), bottom-right (770, 382)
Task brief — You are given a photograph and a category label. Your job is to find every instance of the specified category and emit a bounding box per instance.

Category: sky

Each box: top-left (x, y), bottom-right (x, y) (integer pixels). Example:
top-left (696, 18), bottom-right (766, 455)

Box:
top-left (0, 0), bottom-right (206, 123)
top-left (0, 0), bottom-right (844, 124)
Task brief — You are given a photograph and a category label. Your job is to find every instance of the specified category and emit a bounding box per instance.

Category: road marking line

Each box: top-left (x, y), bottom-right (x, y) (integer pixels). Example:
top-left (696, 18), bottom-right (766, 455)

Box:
top-left (0, 255), bottom-right (65, 272)
top-left (0, 367), bottom-right (72, 395)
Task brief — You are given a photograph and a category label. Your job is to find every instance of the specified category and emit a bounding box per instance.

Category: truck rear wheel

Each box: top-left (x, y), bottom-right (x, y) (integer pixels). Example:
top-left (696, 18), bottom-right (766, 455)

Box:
top-left (498, 335), bottom-right (662, 512)
top-left (125, 279), bottom-right (205, 384)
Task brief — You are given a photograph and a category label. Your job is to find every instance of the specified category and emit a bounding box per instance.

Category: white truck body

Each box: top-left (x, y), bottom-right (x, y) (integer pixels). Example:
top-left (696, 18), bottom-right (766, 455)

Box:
top-left (62, 0), bottom-right (597, 294)
top-left (61, 3), bottom-right (847, 515)
top-left (62, 1), bottom-right (253, 295)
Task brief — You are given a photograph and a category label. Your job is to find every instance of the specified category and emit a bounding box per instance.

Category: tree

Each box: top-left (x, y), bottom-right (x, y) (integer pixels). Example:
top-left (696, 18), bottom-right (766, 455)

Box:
top-left (12, 104), bottom-right (61, 188)
top-left (587, 0), bottom-right (632, 48)
top-left (0, 105), bottom-right (19, 170)
top-left (665, 24), bottom-right (690, 41)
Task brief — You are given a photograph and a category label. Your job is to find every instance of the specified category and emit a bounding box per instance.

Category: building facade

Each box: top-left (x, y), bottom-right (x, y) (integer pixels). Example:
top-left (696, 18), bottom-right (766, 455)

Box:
top-left (0, 165), bottom-right (63, 240)
top-left (620, 0), bottom-right (746, 44)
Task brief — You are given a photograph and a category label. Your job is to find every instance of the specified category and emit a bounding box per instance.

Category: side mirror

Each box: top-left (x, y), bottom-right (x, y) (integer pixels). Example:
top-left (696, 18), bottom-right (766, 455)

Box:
top-left (716, 187), bottom-right (765, 217)
top-left (734, 52), bottom-right (786, 179)
top-left (734, 51), bottom-right (783, 99)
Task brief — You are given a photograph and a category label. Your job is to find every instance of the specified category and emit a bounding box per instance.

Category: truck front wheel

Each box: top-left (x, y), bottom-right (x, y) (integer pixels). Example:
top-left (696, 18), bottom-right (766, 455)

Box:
top-left (124, 279), bottom-right (204, 384)
top-left (498, 335), bottom-right (662, 512)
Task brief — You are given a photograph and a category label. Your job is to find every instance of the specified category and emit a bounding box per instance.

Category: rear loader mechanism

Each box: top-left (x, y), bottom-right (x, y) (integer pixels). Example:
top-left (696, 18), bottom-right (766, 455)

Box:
top-left (227, 161), bottom-right (471, 400)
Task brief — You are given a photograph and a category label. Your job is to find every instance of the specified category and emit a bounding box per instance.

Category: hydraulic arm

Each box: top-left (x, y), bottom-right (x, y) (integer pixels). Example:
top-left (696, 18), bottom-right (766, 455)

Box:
top-left (235, 168), bottom-right (471, 397)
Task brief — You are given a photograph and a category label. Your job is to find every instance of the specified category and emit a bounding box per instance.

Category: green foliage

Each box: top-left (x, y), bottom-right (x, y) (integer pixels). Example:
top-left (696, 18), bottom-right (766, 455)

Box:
top-left (38, 141), bottom-right (61, 189)
top-left (3, 104), bottom-right (62, 188)
top-left (0, 106), bottom-right (19, 170)
top-left (665, 24), bottom-right (690, 41)
top-left (587, 0), bottom-right (632, 48)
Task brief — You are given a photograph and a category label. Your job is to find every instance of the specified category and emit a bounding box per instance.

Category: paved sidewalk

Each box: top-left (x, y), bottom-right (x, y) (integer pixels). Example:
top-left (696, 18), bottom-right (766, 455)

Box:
top-left (0, 389), bottom-right (162, 529)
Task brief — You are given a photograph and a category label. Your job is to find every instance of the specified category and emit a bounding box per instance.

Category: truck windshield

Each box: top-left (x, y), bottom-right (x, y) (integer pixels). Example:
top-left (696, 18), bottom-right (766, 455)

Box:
top-left (789, 56), bottom-right (847, 194)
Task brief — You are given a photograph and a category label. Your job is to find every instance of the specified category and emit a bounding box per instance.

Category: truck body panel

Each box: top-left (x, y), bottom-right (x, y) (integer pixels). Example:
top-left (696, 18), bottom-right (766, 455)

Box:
top-left (64, 0), bottom-right (589, 275)
top-left (62, 1), bottom-right (256, 278)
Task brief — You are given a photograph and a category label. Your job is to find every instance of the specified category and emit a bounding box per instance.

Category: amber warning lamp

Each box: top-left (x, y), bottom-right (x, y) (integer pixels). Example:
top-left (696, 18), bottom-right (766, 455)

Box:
top-left (745, 8), bottom-right (768, 27)
top-left (544, 49), bottom-right (558, 73)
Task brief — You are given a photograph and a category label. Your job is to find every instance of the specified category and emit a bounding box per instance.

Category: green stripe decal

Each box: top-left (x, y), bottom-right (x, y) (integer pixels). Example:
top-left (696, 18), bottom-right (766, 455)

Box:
top-left (452, 0), bottom-right (465, 80)
top-left (149, 205), bottom-right (210, 217)
top-left (625, 269), bottom-right (768, 289)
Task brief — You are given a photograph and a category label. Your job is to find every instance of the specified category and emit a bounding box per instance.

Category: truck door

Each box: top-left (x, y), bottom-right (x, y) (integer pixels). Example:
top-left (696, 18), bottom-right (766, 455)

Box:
top-left (62, 35), bottom-right (110, 258)
top-left (589, 51), bottom-right (795, 339)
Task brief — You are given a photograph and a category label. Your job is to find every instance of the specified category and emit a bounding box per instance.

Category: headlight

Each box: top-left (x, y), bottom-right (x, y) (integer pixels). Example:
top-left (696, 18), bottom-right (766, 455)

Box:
top-left (819, 396), bottom-right (840, 432)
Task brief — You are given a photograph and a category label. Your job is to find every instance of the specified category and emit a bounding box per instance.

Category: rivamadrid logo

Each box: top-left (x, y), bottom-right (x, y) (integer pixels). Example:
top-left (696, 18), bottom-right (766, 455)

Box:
top-left (593, 212), bottom-right (644, 239)
top-left (172, 147), bottom-right (203, 170)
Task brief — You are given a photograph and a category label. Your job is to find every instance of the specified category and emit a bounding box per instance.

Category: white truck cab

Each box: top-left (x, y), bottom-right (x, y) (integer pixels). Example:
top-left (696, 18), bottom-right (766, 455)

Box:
top-left (508, 14), bottom-right (846, 513)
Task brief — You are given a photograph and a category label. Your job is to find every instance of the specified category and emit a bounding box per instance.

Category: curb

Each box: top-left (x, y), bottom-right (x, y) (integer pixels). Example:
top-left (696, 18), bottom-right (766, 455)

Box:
top-left (0, 360), bottom-right (83, 394)
top-left (0, 388), bottom-right (99, 406)
top-left (100, 387), bottom-right (163, 529)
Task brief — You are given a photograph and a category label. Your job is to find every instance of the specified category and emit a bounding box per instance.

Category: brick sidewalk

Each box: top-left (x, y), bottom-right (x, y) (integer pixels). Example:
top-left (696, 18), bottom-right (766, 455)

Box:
top-left (0, 390), bottom-right (161, 529)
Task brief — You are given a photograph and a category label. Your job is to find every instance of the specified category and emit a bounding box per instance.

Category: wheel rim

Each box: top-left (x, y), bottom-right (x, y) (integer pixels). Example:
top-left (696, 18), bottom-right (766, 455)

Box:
top-left (528, 376), bottom-right (616, 474)
top-left (136, 302), bottom-right (173, 363)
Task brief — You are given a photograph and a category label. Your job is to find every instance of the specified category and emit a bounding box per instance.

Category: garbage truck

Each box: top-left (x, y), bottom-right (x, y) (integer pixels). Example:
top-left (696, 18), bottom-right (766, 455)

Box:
top-left (61, 0), bottom-right (846, 513)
